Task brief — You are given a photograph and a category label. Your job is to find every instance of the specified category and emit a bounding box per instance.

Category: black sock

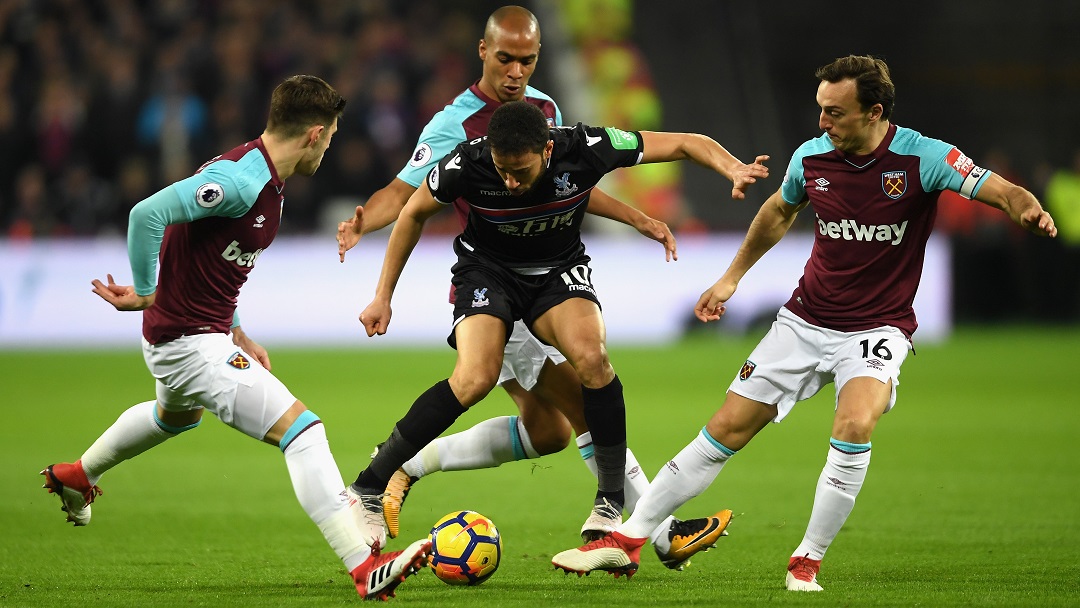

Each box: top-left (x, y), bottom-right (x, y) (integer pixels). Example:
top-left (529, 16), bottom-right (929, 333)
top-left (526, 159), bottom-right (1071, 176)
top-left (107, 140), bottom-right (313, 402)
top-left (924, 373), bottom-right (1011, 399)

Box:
top-left (582, 375), bottom-right (626, 505)
top-left (352, 379), bottom-right (464, 493)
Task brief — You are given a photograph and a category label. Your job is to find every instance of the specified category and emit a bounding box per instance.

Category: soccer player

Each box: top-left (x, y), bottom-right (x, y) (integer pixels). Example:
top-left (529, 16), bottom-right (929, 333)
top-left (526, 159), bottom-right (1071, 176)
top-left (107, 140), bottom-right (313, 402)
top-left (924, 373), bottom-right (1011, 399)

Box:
top-left (38, 75), bottom-right (431, 601)
top-left (349, 100), bottom-right (768, 555)
top-left (337, 5), bottom-right (732, 565)
top-left (551, 55), bottom-right (1058, 588)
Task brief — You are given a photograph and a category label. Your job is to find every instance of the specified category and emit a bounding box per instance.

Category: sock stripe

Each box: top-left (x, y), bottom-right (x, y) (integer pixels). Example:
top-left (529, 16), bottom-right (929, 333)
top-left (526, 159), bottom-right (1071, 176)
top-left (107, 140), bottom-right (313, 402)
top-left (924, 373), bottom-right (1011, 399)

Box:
top-left (829, 437), bottom-right (871, 454)
top-left (700, 427), bottom-right (736, 456)
top-left (279, 410), bottom-right (322, 452)
top-left (508, 416), bottom-right (526, 460)
top-left (153, 408), bottom-right (202, 434)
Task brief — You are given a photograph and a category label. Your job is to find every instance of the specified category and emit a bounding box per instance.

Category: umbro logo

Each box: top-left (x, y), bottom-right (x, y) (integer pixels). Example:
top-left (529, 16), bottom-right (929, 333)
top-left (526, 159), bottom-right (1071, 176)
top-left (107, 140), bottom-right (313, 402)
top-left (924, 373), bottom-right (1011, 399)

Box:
top-left (253, 214), bottom-right (265, 228)
top-left (814, 177), bottom-right (830, 192)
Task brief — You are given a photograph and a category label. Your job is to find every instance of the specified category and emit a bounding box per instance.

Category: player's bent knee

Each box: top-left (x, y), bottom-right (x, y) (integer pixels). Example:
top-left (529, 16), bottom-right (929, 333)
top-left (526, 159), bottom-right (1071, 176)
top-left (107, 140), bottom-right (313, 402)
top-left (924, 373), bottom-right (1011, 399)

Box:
top-left (449, 372), bottom-right (500, 407)
top-left (154, 404), bottom-right (203, 434)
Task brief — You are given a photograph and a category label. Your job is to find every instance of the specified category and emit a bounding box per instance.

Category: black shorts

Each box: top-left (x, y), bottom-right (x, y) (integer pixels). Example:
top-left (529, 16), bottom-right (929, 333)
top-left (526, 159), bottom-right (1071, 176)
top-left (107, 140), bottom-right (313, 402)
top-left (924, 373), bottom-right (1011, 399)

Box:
top-left (447, 238), bottom-right (601, 349)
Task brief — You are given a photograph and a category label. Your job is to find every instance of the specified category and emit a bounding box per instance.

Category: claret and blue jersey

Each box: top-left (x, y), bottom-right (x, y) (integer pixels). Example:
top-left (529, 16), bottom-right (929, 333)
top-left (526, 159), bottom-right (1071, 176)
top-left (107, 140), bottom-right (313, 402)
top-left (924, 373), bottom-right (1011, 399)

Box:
top-left (397, 81), bottom-right (560, 230)
top-left (780, 124), bottom-right (991, 337)
top-left (129, 138), bottom-right (285, 344)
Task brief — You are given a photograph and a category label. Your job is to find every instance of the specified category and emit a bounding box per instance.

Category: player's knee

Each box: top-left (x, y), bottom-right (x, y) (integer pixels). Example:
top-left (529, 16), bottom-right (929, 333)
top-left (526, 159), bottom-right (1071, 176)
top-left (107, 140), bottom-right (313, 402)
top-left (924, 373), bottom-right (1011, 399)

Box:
top-left (523, 415), bottom-right (572, 455)
top-left (832, 414), bottom-right (876, 444)
top-left (449, 370), bottom-right (499, 406)
top-left (567, 348), bottom-right (612, 387)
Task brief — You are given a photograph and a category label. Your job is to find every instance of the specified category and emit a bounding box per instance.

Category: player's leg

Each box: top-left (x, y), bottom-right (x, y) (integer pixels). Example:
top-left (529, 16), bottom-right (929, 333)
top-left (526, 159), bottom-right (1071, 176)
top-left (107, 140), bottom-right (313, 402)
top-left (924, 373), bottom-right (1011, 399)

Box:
top-left (787, 328), bottom-right (909, 592)
top-left (40, 339), bottom-right (206, 526)
top-left (262, 400), bottom-right (430, 599)
top-left (552, 390), bottom-right (774, 577)
top-left (350, 313), bottom-right (506, 505)
top-left (531, 295), bottom-right (628, 529)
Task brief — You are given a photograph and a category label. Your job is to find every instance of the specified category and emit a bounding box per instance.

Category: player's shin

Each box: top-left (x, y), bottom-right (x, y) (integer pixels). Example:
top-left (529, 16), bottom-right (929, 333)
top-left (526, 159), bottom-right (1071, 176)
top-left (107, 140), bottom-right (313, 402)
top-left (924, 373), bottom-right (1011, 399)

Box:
top-left (81, 401), bottom-right (197, 485)
top-left (792, 439), bottom-right (870, 560)
top-left (581, 376), bottom-right (627, 507)
top-left (281, 413), bottom-right (369, 570)
top-left (621, 428), bottom-right (735, 538)
top-left (353, 379), bottom-right (464, 493)
top-left (576, 432), bottom-right (650, 514)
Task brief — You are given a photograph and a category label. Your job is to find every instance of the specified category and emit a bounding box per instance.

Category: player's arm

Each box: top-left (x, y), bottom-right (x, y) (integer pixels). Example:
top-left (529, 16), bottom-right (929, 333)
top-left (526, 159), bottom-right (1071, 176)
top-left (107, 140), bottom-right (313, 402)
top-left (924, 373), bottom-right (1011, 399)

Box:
top-left (971, 173), bottom-right (1057, 237)
top-left (695, 188), bottom-right (804, 322)
top-left (337, 178), bottom-right (419, 262)
top-left (639, 131), bottom-right (770, 200)
top-left (586, 187), bottom-right (677, 261)
top-left (359, 181), bottom-right (444, 337)
top-left (93, 168), bottom-right (253, 311)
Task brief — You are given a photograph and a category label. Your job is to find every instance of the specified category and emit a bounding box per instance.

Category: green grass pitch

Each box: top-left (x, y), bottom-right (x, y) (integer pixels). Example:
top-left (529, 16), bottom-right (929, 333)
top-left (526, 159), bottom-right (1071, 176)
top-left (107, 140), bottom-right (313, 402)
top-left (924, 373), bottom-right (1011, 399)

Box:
top-left (3, 327), bottom-right (1078, 606)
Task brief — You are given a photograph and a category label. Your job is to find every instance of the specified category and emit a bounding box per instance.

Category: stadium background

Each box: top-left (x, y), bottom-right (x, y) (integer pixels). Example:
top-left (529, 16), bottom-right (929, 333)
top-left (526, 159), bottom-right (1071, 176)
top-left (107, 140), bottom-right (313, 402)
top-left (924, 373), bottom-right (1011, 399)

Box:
top-left (1, 0), bottom-right (1078, 336)
top-left (2, 2), bottom-right (1079, 606)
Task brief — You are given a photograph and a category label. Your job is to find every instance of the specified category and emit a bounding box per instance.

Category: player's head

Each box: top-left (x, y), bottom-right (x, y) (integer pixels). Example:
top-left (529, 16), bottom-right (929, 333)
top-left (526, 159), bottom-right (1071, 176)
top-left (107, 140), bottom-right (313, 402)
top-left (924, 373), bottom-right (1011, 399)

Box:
top-left (488, 101), bottom-right (552, 195)
top-left (814, 55), bottom-right (894, 154)
top-left (266, 75), bottom-right (347, 176)
top-left (479, 6), bottom-right (541, 103)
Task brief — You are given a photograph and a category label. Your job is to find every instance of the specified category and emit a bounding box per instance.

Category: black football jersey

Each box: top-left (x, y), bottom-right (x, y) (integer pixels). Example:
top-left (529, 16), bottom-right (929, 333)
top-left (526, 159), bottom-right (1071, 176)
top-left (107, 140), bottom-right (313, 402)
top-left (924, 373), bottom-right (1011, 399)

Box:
top-left (426, 123), bottom-right (644, 268)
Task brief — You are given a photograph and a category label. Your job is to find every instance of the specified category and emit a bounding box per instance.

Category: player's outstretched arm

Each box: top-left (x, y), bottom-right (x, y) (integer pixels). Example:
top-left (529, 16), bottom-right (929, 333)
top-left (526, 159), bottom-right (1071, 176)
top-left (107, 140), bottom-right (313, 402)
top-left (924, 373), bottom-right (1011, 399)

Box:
top-left (695, 189), bottom-right (802, 322)
top-left (231, 325), bottom-right (271, 370)
top-left (360, 182), bottom-right (444, 337)
top-left (586, 187), bottom-right (677, 261)
top-left (338, 178), bottom-right (419, 262)
top-left (638, 131), bottom-right (770, 199)
top-left (91, 274), bottom-right (155, 311)
top-left (973, 173), bottom-right (1058, 238)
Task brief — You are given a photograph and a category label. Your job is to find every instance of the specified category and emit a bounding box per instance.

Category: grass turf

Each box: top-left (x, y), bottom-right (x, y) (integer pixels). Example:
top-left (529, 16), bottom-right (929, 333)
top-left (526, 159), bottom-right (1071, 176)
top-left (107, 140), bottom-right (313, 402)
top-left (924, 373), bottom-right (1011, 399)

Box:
top-left (3, 326), bottom-right (1078, 606)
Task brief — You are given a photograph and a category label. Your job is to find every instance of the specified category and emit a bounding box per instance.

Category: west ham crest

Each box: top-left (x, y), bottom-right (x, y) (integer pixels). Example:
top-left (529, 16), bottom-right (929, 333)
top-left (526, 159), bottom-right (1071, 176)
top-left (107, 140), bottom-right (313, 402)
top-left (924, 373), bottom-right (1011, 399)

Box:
top-left (881, 171), bottom-right (907, 199)
top-left (739, 360), bottom-right (756, 381)
top-left (227, 352), bottom-right (251, 370)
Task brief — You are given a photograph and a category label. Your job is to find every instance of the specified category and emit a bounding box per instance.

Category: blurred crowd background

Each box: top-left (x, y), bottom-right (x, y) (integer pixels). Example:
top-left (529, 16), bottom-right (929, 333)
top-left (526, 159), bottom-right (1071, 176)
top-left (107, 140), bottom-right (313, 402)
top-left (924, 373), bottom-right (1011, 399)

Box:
top-left (1, 0), bottom-right (1078, 322)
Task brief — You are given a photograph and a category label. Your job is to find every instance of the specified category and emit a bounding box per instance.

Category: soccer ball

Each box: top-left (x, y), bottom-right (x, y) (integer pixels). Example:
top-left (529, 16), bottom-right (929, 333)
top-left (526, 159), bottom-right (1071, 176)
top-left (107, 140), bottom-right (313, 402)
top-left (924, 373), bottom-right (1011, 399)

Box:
top-left (428, 510), bottom-right (502, 585)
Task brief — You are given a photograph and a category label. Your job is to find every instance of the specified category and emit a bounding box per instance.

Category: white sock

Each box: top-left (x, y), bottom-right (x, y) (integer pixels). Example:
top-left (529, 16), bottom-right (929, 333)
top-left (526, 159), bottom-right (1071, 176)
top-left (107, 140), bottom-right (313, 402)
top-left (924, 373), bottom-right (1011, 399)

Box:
top-left (621, 429), bottom-right (734, 539)
top-left (283, 422), bottom-right (369, 570)
top-left (80, 401), bottom-right (179, 485)
top-left (402, 416), bottom-right (538, 478)
top-left (792, 443), bottom-right (870, 561)
top-left (576, 432), bottom-right (651, 513)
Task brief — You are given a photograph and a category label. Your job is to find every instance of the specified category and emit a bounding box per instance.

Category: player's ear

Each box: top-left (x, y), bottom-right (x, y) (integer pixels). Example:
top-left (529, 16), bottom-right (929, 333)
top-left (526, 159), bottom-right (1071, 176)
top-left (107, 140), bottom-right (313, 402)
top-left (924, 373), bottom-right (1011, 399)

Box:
top-left (868, 103), bottom-right (884, 122)
top-left (306, 124), bottom-right (325, 148)
top-left (478, 39), bottom-right (487, 60)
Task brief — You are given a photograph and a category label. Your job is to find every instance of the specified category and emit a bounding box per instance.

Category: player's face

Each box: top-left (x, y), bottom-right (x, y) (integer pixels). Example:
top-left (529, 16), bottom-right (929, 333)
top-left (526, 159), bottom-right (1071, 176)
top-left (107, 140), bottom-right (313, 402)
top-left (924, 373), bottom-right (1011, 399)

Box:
top-left (296, 119), bottom-right (338, 177)
top-left (491, 141), bottom-right (552, 195)
top-left (817, 79), bottom-right (876, 155)
top-left (478, 28), bottom-right (540, 103)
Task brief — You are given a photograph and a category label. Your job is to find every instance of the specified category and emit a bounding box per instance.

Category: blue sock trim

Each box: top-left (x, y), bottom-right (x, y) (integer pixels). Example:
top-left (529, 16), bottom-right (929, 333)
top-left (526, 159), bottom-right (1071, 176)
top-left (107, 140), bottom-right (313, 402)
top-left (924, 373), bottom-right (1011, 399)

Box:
top-left (830, 438), bottom-right (872, 454)
top-left (279, 410), bottom-right (321, 452)
top-left (508, 416), bottom-right (527, 460)
top-left (700, 427), bottom-right (736, 457)
top-left (153, 408), bottom-right (201, 434)
top-left (578, 437), bottom-right (594, 460)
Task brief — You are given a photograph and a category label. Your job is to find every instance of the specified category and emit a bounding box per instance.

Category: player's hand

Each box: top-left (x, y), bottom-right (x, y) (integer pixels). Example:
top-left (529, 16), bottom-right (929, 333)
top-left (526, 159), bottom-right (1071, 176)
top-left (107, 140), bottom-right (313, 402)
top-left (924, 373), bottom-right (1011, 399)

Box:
top-left (1020, 207), bottom-right (1058, 238)
top-left (694, 278), bottom-right (737, 322)
top-left (633, 216), bottom-right (678, 261)
top-left (337, 205), bottom-right (365, 262)
top-left (231, 326), bottom-right (272, 370)
top-left (730, 155), bottom-right (770, 200)
top-left (359, 298), bottom-right (392, 337)
top-left (91, 274), bottom-right (155, 311)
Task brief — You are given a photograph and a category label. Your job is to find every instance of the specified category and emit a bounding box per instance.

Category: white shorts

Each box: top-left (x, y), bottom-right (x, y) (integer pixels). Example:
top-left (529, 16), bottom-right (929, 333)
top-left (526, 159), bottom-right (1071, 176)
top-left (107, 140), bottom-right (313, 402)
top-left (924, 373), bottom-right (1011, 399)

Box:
top-left (728, 307), bottom-right (911, 423)
top-left (142, 333), bottom-right (297, 440)
top-left (498, 320), bottom-right (567, 390)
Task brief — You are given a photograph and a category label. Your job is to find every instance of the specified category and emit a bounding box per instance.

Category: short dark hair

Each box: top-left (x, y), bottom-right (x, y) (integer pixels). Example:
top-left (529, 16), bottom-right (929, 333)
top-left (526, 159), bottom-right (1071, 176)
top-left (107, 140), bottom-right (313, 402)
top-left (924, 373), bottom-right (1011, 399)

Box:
top-left (815, 55), bottom-right (895, 120)
top-left (488, 101), bottom-right (549, 156)
top-left (266, 75), bottom-right (346, 138)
